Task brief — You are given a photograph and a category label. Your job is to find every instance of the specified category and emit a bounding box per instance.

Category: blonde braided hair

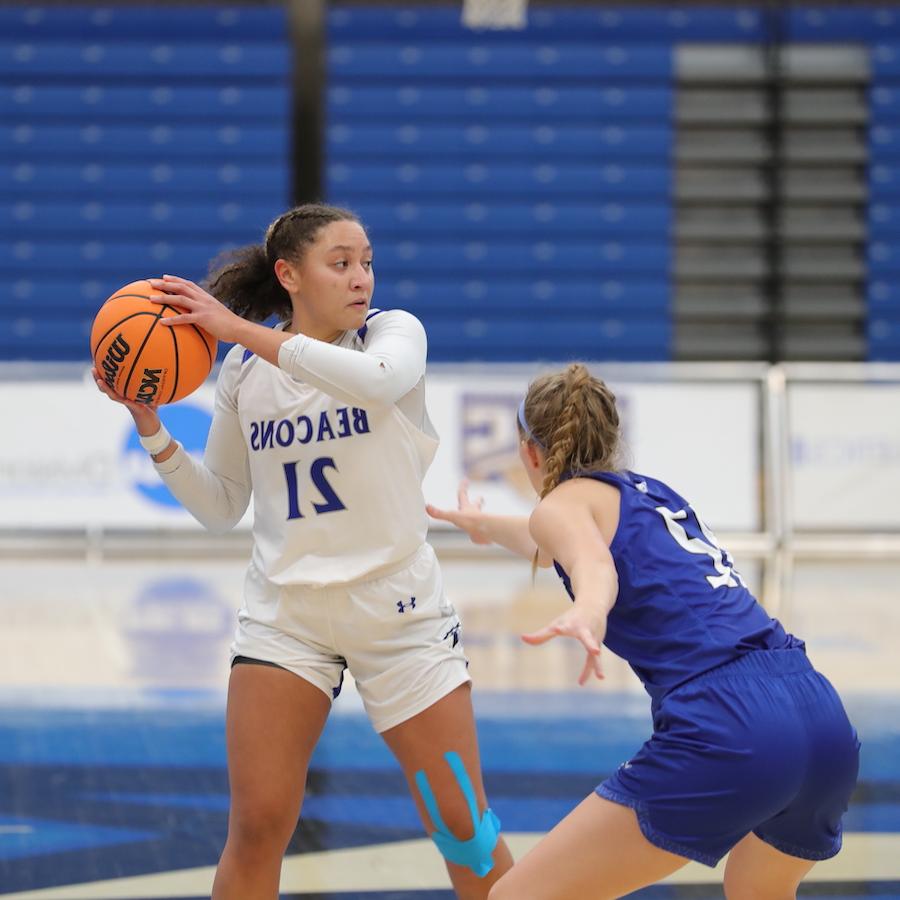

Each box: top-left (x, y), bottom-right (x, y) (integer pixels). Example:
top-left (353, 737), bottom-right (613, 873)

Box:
top-left (521, 364), bottom-right (621, 575)
top-left (521, 363), bottom-right (622, 499)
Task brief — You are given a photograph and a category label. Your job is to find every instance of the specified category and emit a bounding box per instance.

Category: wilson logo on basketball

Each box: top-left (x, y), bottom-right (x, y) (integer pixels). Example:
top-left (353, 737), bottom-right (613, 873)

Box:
top-left (136, 368), bottom-right (164, 405)
top-left (101, 333), bottom-right (131, 390)
top-left (90, 280), bottom-right (217, 405)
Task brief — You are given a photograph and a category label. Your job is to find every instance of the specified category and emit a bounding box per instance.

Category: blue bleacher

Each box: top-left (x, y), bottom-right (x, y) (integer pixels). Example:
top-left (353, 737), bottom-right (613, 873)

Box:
top-left (869, 32), bottom-right (900, 358)
top-left (0, 240), bottom-right (241, 275)
top-left (327, 85), bottom-right (673, 123)
top-left (8, 4), bottom-right (900, 364)
top-left (368, 240), bottom-right (669, 275)
top-left (0, 124), bottom-right (289, 161)
top-left (354, 202), bottom-right (671, 237)
top-left (0, 85), bottom-right (289, 121)
top-left (0, 6), bottom-right (288, 40)
top-left (0, 41), bottom-right (289, 77)
top-left (868, 164), bottom-right (900, 197)
top-left (0, 163), bottom-right (289, 197)
top-left (326, 5), bottom-right (676, 363)
top-left (424, 317), bottom-right (671, 362)
top-left (867, 241), bottom-right (900, 274)
top-left (328, 43), bottom-right (673, 81)
top-left (787, 6), bottom-right (900, 41)
top-left (381, 278), bottom-right (669, 316)
top-left (867, 278), bottom-right (900, 309)
top-left (871, 44), bottom-right (900, 79)
top-left (327, 6), bottom-right (764, 42)
top-left (867, 278), bottom-right (900, 360)
top-left (326, 124), bottom-right (672, 161)
top-left (0, 5), bottom-right (291, 362)
top-left (0, 312), bottom-right (672, 364)
top-left (868, 125), bottom-right (900, 160)
top-left (327, 163), bottom-right (671, 198)
top-left (0, 201), bottom-right (282, 238)
top-left (870, 86), bottom-right (900, 120)
top-left (868, 204), bottom-right (900, 243)
top-left (867, 317), bottom-right (900, 360)
top-left (0, 316), bottom-right (95, 361)
top-left (7, 277), bottom-right (154, 312)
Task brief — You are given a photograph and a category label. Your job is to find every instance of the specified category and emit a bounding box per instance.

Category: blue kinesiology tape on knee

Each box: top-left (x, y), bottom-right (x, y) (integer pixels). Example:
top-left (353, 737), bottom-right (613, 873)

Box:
top-left (414, 751), bottom-right (501, 878)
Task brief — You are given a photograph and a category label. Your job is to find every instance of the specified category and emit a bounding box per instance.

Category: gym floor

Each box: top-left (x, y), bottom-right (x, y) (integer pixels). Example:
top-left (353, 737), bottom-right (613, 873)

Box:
top-left (0, 549), bottom-right (897, 899)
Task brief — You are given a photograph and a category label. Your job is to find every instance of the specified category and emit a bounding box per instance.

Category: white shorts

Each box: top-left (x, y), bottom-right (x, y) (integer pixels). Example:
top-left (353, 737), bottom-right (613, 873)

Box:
top-left (231, 542), bottom-right (470, 733)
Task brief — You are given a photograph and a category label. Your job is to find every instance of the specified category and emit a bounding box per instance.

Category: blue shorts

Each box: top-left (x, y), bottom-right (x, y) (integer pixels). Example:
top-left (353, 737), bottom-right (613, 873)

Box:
top-left (597, 648), bottom-right (860, 867)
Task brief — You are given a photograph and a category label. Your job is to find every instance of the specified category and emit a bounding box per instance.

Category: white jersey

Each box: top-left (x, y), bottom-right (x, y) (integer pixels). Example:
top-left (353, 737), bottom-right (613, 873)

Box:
top-left (153, 309), bottom-right (439, 586)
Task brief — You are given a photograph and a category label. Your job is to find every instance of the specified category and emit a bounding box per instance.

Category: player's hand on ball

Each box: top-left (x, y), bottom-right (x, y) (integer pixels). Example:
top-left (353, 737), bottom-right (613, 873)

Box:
top-left (426, 479), bottom-right (492, 545)
top-left (149, 275), bottom-right (244, 343)
top-left (91, 365), bottom-right (161, 427)
top-left (522, 606), bottom-right (606, 685)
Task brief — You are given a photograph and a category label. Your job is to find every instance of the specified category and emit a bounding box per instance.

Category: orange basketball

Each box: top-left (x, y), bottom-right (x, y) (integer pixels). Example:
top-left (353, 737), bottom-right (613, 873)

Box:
top-left (90, 279), bottom-right (217, 405)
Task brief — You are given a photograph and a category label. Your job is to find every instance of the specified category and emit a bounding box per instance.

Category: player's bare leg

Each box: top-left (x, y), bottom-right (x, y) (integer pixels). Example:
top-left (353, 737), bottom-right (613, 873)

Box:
top-left (488, 793), bottom-right (687, 900)
top-left (723, 831), bottom-right (817, 900)
top-left (212, 663), bottom-right (331, 900)
top-left (381, 683), bottom-right (514, 899)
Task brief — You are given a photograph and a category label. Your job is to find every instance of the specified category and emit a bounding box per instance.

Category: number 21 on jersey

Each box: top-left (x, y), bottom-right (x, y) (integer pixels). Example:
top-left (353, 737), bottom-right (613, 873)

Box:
top-left (283, 458), bottom-right (346, 520)
top-left (656, 505), bottom-right (746, 589)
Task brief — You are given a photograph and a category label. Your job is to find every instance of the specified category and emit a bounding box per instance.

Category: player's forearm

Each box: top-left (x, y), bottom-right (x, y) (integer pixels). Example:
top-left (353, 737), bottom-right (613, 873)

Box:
top-left (231, 319), bottom-right (293, 368)
top-left (153, 444), bottom-right (250, 533)
top-left (569, 560), bottom-right (618, 616)
top-left (478, 514), bottom-right (540, 559)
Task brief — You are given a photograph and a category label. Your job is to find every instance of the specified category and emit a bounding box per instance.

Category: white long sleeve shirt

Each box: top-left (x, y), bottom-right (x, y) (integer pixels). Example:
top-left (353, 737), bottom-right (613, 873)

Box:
top-left (153, 309), bottom-right (438, 586)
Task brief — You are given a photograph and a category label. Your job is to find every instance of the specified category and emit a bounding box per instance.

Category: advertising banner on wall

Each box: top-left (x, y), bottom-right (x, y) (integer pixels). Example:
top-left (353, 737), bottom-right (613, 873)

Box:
top-left (789, 381), bottom-right (900, 531)
top-left (424, 372), bottom-right (761, 533)
top-left (0, 375), bottom-right (225, 530)
top-left (0, 368), bottom-right (761, 533)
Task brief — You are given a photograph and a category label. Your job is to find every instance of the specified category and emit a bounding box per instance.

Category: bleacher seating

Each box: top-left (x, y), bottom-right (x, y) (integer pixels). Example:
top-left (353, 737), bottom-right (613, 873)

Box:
top-left (869, 36), bottom-right (900, 359)
top-left (328, 85), bottom-right (674, 122)
top-left (324, 4), bottom-right (900, 363)
top-left (0, 5), bottom-right (290, 361)
top-left (777, 5), bottom-right (900, 360)
top-left (4, 3), bottom-right (900, 363)
top-left (351, 201), bottom-right (672, 236)
top-left (327, 6), bottom-right (766, 41)
top-left (785, 5), bottom-right (900, 41)
top-left (326, 5), bottom-right (692, 361)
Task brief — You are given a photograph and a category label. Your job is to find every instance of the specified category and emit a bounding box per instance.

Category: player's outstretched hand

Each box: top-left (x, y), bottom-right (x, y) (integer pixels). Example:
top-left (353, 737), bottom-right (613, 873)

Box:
top-left (91, 365), bottom-right (160, 430)
top-left (522, 606), bottom-right (606, 685)
top-left (149, 275), bottom-right (245, 343)
top-left (426, 479), bottom-right (492, 545)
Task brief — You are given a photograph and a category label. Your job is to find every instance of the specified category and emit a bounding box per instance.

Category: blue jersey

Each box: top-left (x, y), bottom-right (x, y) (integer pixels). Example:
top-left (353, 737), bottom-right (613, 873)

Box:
top-left (552, 470), bottom-right (802, 705)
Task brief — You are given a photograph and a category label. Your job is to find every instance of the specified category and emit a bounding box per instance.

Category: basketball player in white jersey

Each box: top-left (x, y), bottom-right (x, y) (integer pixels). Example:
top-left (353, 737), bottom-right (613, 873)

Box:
top-left (92, 204), bottom-right (512, 899)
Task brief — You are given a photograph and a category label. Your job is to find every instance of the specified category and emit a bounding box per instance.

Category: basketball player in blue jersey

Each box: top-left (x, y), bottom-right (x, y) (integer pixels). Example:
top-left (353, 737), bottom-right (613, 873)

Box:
top-left (428, 363), bottom-right (860, 900)
top-left (92, 204), bottom-right (512, 899)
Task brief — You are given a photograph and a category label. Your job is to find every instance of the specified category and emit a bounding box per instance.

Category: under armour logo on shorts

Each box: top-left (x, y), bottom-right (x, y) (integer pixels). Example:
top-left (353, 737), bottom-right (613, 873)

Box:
top-left (397, 596), bottom-right (416, 613)
top-left (443, 622), bottom-right (461, 647)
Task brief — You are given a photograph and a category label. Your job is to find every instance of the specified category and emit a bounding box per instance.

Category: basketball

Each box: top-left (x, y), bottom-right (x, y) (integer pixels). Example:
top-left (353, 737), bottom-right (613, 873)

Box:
top-left (90, 279), bottom-right (217, 405)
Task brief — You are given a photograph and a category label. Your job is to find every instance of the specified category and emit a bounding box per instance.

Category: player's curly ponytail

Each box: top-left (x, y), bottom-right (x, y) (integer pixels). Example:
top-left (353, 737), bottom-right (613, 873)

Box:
top-left (204, 203), bottom-right (361, 323)
top-left (520, 363), bottom-right (622, 500)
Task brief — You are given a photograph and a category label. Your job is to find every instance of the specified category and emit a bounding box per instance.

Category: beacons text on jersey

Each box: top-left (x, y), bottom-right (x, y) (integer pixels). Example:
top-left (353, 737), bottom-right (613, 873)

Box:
top-left (249, 407), bottom-right (371, 451)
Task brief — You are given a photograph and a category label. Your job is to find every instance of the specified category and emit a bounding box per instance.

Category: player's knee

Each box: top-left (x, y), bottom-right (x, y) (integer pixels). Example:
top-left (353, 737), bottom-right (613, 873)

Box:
top-left (429, 798), bottom-right (476, 842)
top-left (415, 751), bottom-right (501, 878)
top-left (227, 801), bottom-right (299, 857)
